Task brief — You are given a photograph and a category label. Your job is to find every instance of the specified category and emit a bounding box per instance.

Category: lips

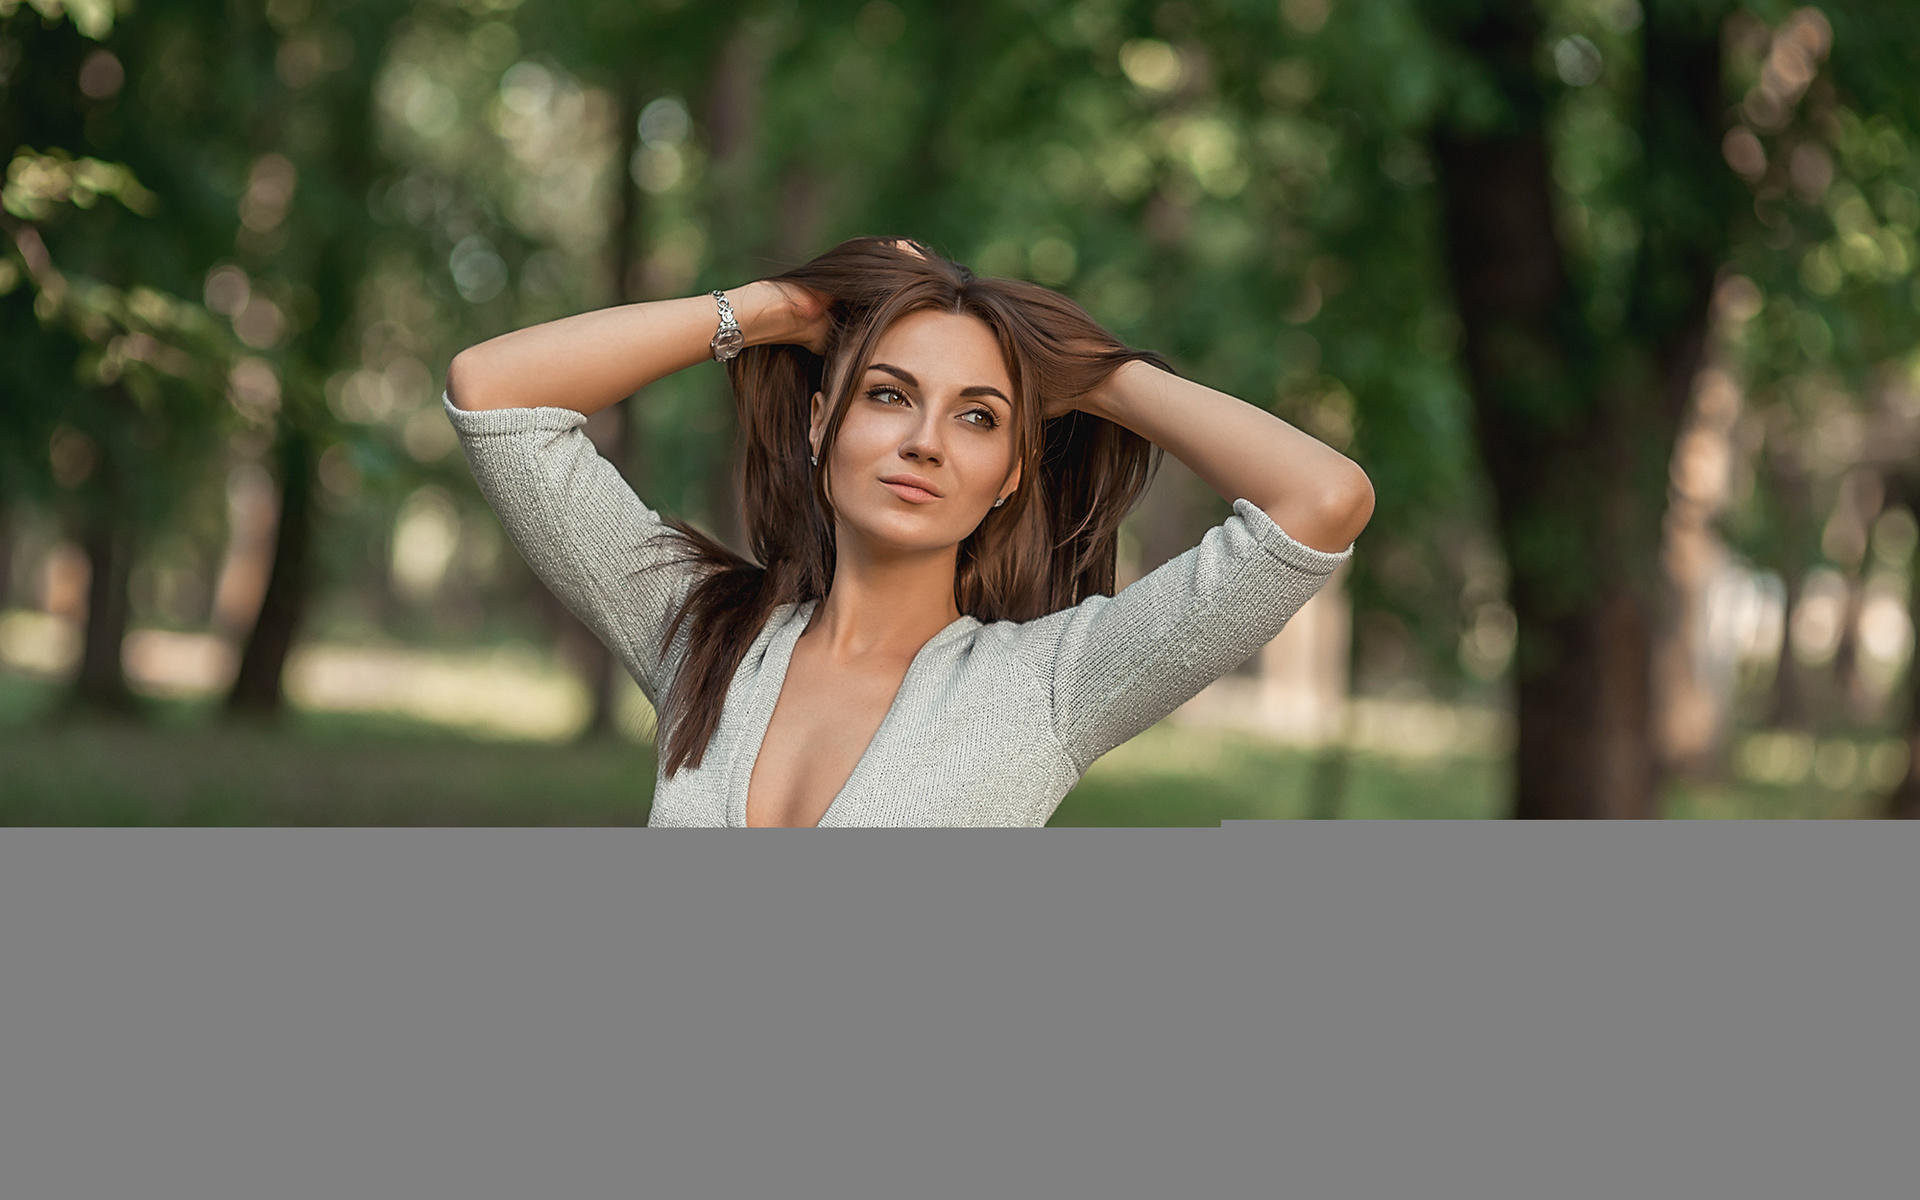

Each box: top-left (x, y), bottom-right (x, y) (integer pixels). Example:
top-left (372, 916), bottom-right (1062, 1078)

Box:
top-left (880, 474), bottom-right (942, 503)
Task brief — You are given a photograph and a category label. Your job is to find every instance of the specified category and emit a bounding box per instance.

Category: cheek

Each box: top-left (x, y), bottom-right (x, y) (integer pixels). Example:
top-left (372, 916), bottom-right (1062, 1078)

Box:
top-left (828, 410), bottom-right (895, 470)
top-left (966, 431), bottom-right (1017, 483)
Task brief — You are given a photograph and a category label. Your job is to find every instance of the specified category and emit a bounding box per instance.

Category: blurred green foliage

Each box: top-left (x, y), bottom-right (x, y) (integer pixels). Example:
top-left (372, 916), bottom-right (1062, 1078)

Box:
top-left (5, 0), bottom-right (1920, 814)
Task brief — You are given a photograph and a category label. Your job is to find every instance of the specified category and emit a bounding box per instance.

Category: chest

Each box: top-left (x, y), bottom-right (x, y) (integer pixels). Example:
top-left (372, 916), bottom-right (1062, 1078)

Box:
top-left (744, 640), bottom-right (911, 828)
top-left (643, 608), bottom-right (1078, 828)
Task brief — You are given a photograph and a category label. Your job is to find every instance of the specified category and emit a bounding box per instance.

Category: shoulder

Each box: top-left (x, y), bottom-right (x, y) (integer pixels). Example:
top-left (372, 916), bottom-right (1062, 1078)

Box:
top-left (909, 615), bottom-right (1061, 693)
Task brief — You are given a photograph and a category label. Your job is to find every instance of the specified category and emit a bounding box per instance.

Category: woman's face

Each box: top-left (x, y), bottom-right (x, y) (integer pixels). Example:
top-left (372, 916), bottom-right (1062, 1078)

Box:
top-left (810, 308), bottom-right (1021, 560)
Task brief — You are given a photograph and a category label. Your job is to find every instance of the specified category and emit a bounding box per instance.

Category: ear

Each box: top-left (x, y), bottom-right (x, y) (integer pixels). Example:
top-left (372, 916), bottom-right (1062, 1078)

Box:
top-left (999, 456), bottom-right (1022, 505)
top-left (808, 390), bottom-right (826, 457)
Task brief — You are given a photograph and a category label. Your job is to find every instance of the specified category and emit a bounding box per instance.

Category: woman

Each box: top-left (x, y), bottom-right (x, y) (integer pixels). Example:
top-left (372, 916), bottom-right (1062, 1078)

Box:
top-left (445, 237), bottom-right (1373, 826)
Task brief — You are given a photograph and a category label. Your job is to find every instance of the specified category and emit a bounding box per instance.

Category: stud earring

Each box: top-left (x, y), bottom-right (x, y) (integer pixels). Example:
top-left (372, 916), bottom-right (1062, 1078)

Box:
top-left (810, 453), bottom-right (818, 467)
top-left (993, 494), bottom-right (1008, 508)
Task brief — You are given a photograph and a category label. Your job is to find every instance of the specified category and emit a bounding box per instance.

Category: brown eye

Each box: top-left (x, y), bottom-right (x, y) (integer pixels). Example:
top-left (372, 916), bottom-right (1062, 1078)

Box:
top-left (962, 408), bottom-right (998, 429)
top-left (868, 386), bottom-right (909, 406)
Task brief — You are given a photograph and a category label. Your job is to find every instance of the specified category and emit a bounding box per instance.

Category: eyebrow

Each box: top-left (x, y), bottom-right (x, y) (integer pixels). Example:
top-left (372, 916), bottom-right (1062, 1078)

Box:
top-left (868, 362), bottom-right (1010, 406)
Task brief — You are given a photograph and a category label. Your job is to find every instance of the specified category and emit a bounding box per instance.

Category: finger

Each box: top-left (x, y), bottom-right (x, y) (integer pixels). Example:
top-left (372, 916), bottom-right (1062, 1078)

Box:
top-left (889, 238), bottom-right (927, 261)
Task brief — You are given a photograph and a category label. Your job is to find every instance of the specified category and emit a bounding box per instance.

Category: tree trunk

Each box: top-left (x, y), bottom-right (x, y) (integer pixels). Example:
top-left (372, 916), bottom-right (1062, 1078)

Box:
top-left (569, 80), bottom-right (651, 740)
top-left (1508, 591), bottom-right (1657, 818)
top-left (1887, 610), bottom-right (1920, 818)
top-left (226, 429), bottom-right (315, 716)
top-left (72, 500), bottom-right (136, 713)
top-left (1306, 687), bottom-right (1359, 820)
top-left (1764, 449), bottom-right (1814, 727)
top-left (1888, 743), bottom-right (1920, 819)
top-left (0, 501), bottom-right (13, 608)
top-left (1432, 124), bottom-right (1656, 817)
top-left (699, 20), bottom-right (776, 556)
top-left (1883, 471), bottom-right (1920, 818)
top-left (1427, 2), bottom-right (1732, 817)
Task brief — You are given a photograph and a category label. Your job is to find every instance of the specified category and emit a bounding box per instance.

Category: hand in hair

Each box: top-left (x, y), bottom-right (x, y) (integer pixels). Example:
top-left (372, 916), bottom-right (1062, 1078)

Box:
top-left (756, 279), bottom-right (834, 354)
top-left (757, 239), bottom-right (925, 354)
top-left (1041, 335), bottom-right (1150, 420)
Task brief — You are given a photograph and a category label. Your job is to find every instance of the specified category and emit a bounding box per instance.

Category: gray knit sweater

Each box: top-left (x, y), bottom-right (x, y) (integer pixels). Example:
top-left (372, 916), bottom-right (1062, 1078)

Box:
top-left (447, 397), bottom-right (1352, 826)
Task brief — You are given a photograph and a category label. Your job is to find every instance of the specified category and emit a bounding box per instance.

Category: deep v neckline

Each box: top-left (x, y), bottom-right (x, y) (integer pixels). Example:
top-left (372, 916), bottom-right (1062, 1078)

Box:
top-left (731, 601), bottom-right (977, 828)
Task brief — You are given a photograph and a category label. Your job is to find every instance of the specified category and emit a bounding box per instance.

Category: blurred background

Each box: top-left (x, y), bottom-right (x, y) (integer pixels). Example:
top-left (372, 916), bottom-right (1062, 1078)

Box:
top-left (3, 0), bottom-right (1918, 822)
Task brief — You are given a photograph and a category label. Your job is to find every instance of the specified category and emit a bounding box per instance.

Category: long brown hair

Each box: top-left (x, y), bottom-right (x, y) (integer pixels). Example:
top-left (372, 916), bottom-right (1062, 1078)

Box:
top-left (657, 236), bottom-right (1171, 774)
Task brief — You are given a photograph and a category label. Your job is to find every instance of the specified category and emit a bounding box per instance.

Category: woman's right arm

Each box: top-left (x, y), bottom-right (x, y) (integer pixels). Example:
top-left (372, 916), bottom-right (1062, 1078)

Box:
top-left (442, 281), bottom-right (825, 702)
top-left (444, 280), bottom-right (826, 414)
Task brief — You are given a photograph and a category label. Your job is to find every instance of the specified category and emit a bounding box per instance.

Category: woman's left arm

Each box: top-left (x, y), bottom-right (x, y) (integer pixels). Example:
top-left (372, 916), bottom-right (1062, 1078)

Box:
top-left (1082, 359), bottom-right (1374, 553)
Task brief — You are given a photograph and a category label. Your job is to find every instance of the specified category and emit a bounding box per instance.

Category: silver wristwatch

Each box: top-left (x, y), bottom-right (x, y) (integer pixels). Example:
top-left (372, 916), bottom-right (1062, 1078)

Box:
top-left (710, 290), bottom-right (745, 361)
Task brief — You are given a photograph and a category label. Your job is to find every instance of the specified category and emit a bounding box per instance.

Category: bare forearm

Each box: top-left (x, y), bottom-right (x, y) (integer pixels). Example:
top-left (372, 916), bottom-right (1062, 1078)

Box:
top-left (1085, 360), bottom-right (1374, 553)
top-left (444, 281), bottom-right (800, 414)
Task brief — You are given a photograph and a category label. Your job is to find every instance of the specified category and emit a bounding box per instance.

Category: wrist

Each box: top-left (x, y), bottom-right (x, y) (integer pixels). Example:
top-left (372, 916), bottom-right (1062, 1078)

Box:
top-left (723, 282), bottom-right (772, 347)
top-left (728, 281), bottom-right (803, 348)
top-left (1084, 359), bottom-right (1154, 426)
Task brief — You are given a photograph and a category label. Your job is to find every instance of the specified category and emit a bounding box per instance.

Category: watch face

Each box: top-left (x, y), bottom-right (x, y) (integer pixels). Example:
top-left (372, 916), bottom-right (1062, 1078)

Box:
top-left (712, 326), bottom-right (746, 359)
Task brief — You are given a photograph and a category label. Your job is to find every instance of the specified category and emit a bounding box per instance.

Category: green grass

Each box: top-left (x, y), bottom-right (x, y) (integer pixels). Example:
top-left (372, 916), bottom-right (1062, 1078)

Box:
top-left (1661, 777), bottom-right (1877, 820)
top-left (1051, 725), bottom-right (1504, 823)
top-left (0, 673), bottom-right (656, 825)
top-left (0, 671), bottom-right (1887, 824)
top-left (0, 718), bottom-right (657, 827)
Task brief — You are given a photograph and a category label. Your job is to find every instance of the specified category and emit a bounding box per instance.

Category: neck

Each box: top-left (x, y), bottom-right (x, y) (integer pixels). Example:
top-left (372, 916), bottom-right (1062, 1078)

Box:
top-left (807, 533), bottom-right (964, 662)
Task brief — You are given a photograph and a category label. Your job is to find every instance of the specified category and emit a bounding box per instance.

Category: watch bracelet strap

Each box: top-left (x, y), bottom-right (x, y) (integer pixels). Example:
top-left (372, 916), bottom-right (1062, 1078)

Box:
top-left (710, 289), bottom-right (741, 361)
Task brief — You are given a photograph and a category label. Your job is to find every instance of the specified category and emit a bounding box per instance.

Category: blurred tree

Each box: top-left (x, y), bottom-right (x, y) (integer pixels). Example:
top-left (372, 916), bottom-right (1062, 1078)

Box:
top-left (222, 0), bottom-right (412, 715)
top-left (1775, 2), bottom-right (1920, 812)
top-left (2, 3), bottom-right (239, 713)
top-left (2, 0), bottom-right (410, 718)
top-left (1417, 0), bottom-right (1745, 816)
top-left (514, 0), bottom-right (739, 736)
top-left (1692, 2), bottom-right (1920, 811)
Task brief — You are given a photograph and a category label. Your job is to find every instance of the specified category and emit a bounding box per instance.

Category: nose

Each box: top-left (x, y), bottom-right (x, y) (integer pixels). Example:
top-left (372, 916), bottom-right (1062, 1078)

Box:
top-left (899, 407), bottom-right (944, 465)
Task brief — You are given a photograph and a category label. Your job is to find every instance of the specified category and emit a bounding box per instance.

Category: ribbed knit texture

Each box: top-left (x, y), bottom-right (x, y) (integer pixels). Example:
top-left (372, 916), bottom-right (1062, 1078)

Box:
top-left (448, 396), bottom-right (1352, 826)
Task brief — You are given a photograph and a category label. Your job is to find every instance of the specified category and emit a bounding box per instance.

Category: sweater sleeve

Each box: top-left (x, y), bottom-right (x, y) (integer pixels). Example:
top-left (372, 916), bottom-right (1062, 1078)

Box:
top-left (1034, 498), bottom-right (1352, 772)
top-left (444, 395), bottom-right (698, 703)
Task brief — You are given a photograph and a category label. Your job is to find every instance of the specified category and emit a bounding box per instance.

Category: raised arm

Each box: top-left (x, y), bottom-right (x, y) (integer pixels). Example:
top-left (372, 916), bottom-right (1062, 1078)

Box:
top-left (444, 280), bottom-right (828, 415)
top-left (1081, 359), bottom-right (1374, 554)
top-left (1020, 357), bottom-right (1371, 767)
top-left (441, 280), bottom-right (825, 702)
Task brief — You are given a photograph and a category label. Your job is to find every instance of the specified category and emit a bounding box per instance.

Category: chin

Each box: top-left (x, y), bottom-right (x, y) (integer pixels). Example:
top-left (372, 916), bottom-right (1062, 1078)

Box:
top-left (838, 504), bottom-right (979, 557)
